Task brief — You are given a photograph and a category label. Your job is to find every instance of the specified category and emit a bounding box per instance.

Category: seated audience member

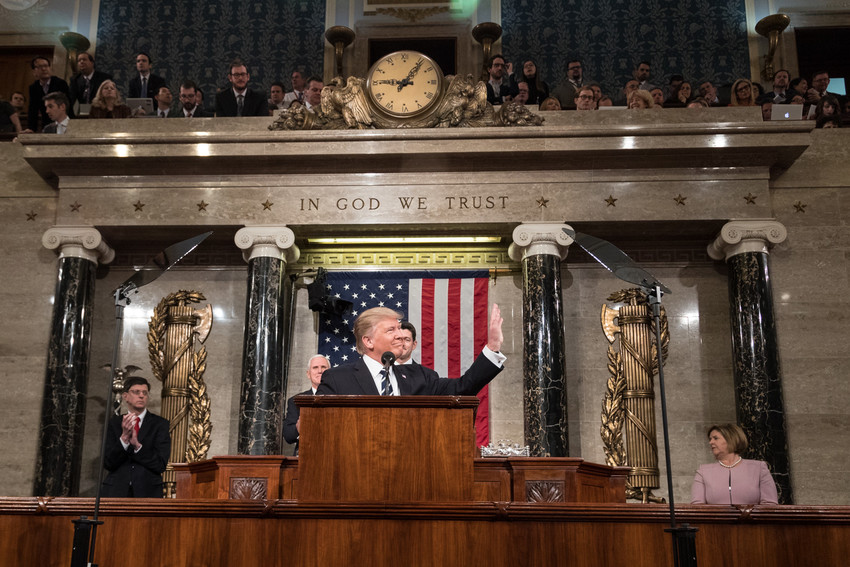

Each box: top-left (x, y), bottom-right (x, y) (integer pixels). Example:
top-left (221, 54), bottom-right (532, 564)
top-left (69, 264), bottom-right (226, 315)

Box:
top-left (88, 80), bottom-right (133, 119)
top-left (485, 54), bottom-right (516, 105)
top-left (153, 87), bottom-right (174, 118)
top-left (807, 70), bottom-right (840, 105)
top-left (574, 86), bottom-right (596, 110)
top-left (128, 52), bottom-right (166, 100)
top-left (816, 114), bottom-right (841, 128)
top-left (752, 82), bottom-right (765, 100)
top-left (627, 89), bottom-right (654, 109)
top-left (195, 88), bottom-right (207, 112)
top-left (812, 95), bottom-right (840, 122)
top-left (698, 80), bottom-right (722, 106)
top-left (633, 60), bottom-right (656, 91)
top-left (597, 96), bottom-right (613, 107)
top-left (283, 354), bottom-right (330, 455)
top-left (173, 81), bottom-right (210, 117)
top-left (789, 77), bottom-right (808, 98)
top-left (551, 58), bottom-right (586, 110)
top-left (41, 92), bottom-right (70, 134)
top-left (69, 52), bottom-right (112, 110)
top-left (760, 100), bottom-right (773, 121)
top-left (0, 98), bottom-right (22, 134)
top-left (690, 424), bottom-right (778, 505)
top-left (686, 98), bottom-right (710, 109)
top-left (303, 76), bottom-right (323, 111)
top-left (621, 79), bottom-right (640, 106)
top-left (769, 69), bottom-right (793, 103)
top-left (283, 70), bottom-right (307, 107)
top-left (215, 59), bottom-right (269, 117)
top-left (10, 91), bottom-right (27, 123)
top-left (513, 82), bottom-right (530, 105)
top-left (649, 87), bottom-right (665, 107)
top-left (518, 59), bottom-right (549, 105)
top-left (268, 81), bottom-right (285, 112)
top-left (665, 81), bottom-right (692, 107)
top-left (28, 56), bottom-right (72, 132)
top-left (665, 74), bottom-right (684, 102)
top-left (729, 79), bottom-right (757, 106)
top-left (588, 83), bottom-right (603, 105)
top-left (538, 97), bottom-right (561, 111)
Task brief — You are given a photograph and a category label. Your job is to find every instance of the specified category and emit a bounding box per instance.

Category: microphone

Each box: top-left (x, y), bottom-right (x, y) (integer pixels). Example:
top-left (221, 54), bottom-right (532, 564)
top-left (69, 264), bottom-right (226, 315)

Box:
top-left (381, 351), bottom-right (396, 369)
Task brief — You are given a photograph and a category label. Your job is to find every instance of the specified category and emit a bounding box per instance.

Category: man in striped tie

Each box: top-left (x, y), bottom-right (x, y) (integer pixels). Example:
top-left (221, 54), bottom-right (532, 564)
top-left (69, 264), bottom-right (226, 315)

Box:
top-left (316, 305), bottom-right (505, 396)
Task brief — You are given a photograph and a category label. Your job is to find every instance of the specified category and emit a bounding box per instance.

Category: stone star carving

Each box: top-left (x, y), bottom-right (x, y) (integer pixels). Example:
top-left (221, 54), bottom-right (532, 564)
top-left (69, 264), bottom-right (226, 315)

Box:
top-left (26, 211), bottom-right (37, 221)
top-left (536, 196), bottom-right (549, 208)
top-left (197, 200), bottom-right (208, 212)
top-left (744, 192), bottom-right (757, 204)
top-left (262, 199), bottom-right (274, 210)
top-left (133, 200), bottom-right (145, 211)
top-left (793, 200), bottom-right (807, 213)
top-left (673, 194), bottom-right (687, 206)
top-left (604, 195), bottom-right (617, 207)
top-left (69, 201), bottom-right (82, 212)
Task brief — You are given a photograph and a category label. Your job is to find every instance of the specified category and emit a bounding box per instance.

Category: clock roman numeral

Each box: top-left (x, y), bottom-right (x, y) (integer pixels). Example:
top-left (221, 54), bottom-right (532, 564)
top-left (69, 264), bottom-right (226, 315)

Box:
top-left (428, 80), bottom-right (437, 84)
top-left (425, 92), bottom-right (433, 99)
top-left (402, 104), bottom-right (409, 112)
top-left (425, 66), bottom-right (433, 72)
top-left (385, 101), bottom-right (394, 110)
top-left (376, 93), bottom-right (384, 101)
top-left (401, 53), bottom-right (408, 62)
top-left (385, 57), bottom-right (394, 65)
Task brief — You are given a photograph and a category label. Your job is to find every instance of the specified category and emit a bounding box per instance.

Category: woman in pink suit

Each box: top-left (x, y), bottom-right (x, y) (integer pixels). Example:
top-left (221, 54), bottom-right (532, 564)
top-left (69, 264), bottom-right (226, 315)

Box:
top-left (690, 423), bottom-right (778, 505)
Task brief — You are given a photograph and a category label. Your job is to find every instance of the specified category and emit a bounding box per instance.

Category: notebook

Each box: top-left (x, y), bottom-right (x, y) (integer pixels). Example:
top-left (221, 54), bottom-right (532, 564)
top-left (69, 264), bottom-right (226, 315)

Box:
top-left (771, 104), bottom-right (803, 121)
top-left (125, 98), bottom-right (154, 115)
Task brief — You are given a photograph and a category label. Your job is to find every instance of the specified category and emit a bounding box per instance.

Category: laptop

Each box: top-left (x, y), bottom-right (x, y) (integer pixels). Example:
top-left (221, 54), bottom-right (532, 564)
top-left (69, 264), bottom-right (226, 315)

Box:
top-left (126, 97), bottom-right (154, 115)
top-left (771, 104), bottom-right (803, 121)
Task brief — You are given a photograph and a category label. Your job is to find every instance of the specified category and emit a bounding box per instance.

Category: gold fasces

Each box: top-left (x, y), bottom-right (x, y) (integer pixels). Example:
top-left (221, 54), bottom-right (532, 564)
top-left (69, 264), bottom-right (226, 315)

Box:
top-left (148, 290), bottom-right (213, 497)
top-left (600, 288), bottom-right (669, 503)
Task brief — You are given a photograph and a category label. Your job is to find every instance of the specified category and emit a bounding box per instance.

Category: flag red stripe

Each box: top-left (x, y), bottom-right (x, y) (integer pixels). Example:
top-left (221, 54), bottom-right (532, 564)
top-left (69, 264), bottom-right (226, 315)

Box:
top-left (420, 279), bottom-right (435, 368)
top-left (446, 279), bottom-right (462, 377)
top-left (473, 277), bottom-right (490, 446)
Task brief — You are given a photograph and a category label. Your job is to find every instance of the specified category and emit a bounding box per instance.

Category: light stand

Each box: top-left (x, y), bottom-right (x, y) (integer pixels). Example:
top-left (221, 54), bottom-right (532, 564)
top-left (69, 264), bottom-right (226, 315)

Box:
top-left (70, 232), bottom-right (211, 567)
top-left (563, 227), bottom-right (697, 567)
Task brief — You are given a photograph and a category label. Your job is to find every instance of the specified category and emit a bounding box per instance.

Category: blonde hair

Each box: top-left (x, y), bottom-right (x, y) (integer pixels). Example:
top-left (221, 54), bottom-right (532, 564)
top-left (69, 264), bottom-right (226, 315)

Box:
top-left (628, 89), bottom-right (654, 109)
top-left (91, 80), bottom-right (125, 109)
top-left (353, 307), bottom-right (402, 354)
top-left (707, 424), bottom-right (749, 455)
top-left (730, 78), bottom-right (756, 106)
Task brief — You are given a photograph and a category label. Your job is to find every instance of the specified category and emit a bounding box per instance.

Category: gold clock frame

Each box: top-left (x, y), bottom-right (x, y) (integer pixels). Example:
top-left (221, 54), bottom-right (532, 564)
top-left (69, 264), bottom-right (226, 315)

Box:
top-left (365, 50), bottom-right (446, 121)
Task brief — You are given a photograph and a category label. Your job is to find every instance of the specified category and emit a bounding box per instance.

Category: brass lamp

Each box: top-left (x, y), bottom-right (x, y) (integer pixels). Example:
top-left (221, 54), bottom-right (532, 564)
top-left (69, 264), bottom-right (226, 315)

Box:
top-left (58, 32), bottom-right (90, 81)
top-left (755, 14), bottom-right (791, 81)
top-left (325, 26), bottom-right (356, 78)
top-left (472, 22), bottom-right (502, 81)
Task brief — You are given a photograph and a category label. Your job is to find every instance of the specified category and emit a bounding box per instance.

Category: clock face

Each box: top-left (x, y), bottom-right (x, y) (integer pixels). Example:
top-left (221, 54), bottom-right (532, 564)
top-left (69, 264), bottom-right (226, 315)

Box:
top-left (366, 51), bottom-right (444, 118)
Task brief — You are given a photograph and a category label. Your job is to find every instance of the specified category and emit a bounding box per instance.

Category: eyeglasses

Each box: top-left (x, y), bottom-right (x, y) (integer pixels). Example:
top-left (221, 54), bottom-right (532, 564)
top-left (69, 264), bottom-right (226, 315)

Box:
top-left (735, 86), bottom-right (751, 93)
top-left (230, 72), bottom-right (249, 78)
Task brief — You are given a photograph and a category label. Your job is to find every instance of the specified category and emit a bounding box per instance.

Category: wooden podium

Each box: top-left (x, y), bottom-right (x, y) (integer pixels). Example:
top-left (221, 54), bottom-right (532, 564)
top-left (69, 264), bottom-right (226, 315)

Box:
top-left (176, 396), bottom-right (628, 503)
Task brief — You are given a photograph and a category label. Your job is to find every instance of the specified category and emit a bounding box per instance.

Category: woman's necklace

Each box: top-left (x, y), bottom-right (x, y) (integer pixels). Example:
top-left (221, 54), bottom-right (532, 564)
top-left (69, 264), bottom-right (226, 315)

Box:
top-left (717, 456), bottom-right (742, 468)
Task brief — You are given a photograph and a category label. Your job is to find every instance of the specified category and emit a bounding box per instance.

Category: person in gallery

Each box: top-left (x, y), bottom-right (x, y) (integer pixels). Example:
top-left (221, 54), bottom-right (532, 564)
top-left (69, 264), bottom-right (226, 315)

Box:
top-left (690, 423), bottom-right (778, 505)
top-left (102, 377), bottom-right (171, 497)
top-left (316, 305), bottom-right (504, 396)
top-left (283, 354), bottom-right (330, 455)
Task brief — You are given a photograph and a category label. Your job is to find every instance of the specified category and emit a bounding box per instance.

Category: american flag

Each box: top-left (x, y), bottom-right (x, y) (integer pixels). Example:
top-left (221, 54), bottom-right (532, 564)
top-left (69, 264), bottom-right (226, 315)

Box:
top-left (317, 269), bottom-right (492, 446)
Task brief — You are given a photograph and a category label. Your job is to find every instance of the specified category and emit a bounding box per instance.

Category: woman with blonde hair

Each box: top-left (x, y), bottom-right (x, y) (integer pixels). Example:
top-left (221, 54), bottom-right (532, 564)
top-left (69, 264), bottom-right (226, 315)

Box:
top-left (627, 89), bottom-right (654, 109)
top-left (89, 80), bottom-right (133, 119)
top-left (730, 78), bottom-right (757, 106)
top-left (691, 424), bottom-right (778, 505)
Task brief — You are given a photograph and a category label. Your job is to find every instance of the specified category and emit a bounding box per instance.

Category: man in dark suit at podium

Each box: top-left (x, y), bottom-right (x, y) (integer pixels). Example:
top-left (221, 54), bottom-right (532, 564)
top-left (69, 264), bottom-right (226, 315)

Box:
top-left (102, 377), bottom-right (171, 497)
top-left (283, 354), bottom-right (330, 454)
top-left (317, 305), bottom-right (505, 396)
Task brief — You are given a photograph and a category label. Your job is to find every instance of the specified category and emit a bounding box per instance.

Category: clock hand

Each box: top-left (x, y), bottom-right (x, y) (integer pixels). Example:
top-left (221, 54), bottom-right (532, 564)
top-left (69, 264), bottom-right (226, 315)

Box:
top-left (373, 79), bottom-right (401, 85)
top-left (397, 59), bottom-right (425, 92)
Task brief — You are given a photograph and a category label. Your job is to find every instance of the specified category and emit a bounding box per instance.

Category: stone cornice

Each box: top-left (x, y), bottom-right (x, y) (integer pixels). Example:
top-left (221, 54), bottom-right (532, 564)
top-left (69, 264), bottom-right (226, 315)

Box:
top-left (509, 222), bottom-right (574, 261)
top-left (235, 226), bottom-right (300, 263)
top-left (41, 226), bottom-right (115, 265)
top-left (707, 220), bottom-right (788, 261)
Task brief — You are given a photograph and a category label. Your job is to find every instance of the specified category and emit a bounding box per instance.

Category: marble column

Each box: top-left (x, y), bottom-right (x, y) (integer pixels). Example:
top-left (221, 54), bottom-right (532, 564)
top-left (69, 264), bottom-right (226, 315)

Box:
top-left (234, 226), bottom-right (300, 455)
top-left (35, 227), bottom-right (115, 496)
top-left (708, 220), bottom-right (793, 503)
top-left (509, 222), bottom-right (574, 457)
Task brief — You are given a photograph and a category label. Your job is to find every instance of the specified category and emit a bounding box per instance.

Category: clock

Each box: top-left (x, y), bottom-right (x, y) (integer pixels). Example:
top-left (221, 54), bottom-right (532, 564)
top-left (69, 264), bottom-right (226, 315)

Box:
top-left (365, 50), bottom-right (445, 119)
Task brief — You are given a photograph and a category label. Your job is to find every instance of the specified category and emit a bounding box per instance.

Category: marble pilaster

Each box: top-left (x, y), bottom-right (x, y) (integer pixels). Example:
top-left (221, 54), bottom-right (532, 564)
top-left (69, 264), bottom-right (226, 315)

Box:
top-left (708, 220), bottom-right (793, 503)
top-left (35, 227), bottom-right (114, 496)
top-left (234, 226), bottom-right (300, 455)
top-left (509, 223), bottom-right (574, 457)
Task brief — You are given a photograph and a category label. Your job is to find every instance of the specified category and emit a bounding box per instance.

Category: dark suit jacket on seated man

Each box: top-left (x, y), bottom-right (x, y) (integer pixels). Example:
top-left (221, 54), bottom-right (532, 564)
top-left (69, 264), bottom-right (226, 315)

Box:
top-left (102, 376), bottom-right (171, 498)
top-left (283, 354), bottom-right (330, 454)
top-left (317, 304), bottom-right (505, 396)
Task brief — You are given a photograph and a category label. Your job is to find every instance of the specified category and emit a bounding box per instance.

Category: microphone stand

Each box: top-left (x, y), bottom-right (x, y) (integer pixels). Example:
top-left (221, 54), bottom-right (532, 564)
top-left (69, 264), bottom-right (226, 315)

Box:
top-left (69, 232), bottom-right (212, 567)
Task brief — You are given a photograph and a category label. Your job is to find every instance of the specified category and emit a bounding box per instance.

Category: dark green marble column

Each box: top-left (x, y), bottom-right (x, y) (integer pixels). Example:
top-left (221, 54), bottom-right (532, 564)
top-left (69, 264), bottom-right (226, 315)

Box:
top-left (510, 223), bottom-right (573, 457)
top-left (35, 228), bottom-right (114, 496)
top-left (709, 220), bottom-right (792, 503)
top-left (235, 227), bottom-right (299, 455)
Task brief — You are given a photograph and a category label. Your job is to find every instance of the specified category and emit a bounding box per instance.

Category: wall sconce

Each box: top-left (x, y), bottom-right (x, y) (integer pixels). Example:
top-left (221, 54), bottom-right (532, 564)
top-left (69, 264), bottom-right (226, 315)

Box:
top-left (755, 14), bottom-right (790, 82)
top-left (59, 32), bottom-right (91, 81)
top-left (325, 26), bottom-right (355, 78)
top-left (472, 22), bottom-right (502, 81)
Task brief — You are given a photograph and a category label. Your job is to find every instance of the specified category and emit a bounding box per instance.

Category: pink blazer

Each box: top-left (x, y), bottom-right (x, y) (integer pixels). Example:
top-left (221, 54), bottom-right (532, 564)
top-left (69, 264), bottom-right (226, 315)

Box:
top-left (690, 459), bottom-right (779, 505)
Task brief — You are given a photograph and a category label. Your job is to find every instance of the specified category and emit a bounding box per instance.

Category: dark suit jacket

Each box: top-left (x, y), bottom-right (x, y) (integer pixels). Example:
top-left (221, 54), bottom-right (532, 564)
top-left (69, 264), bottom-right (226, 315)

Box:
top-left (28, 76), bottom-right (71, 131)
top-left (316, 353), bottom-right (502, 396)
top-left (128, 73), bottom-right (167, 99)
top-left (69, 70), bottom-right (113, 107)
top-left (486, 80), bottom-right (518, 106)
top-left (42, 121), bottom-right (61, 134)
top-left (215, 88), bottom-right (269, 117)
top-left (169, 106), bottom-right (212, 118)
top-left (102, 411), bottom-right (171, 498)
top-left (283, 388), bottom-right (313, 454)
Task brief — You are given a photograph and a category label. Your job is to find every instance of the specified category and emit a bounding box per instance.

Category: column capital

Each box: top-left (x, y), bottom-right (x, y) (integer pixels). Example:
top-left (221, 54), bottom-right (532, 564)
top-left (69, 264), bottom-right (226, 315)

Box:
top-left (508, 222), bottom-right (574, 262)
top-left (707, 220), bottom-right (787, 261)
top-left (42, 226), bottom-right (115, 265)
top-left (235, 225), bottom-right (300, 263)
